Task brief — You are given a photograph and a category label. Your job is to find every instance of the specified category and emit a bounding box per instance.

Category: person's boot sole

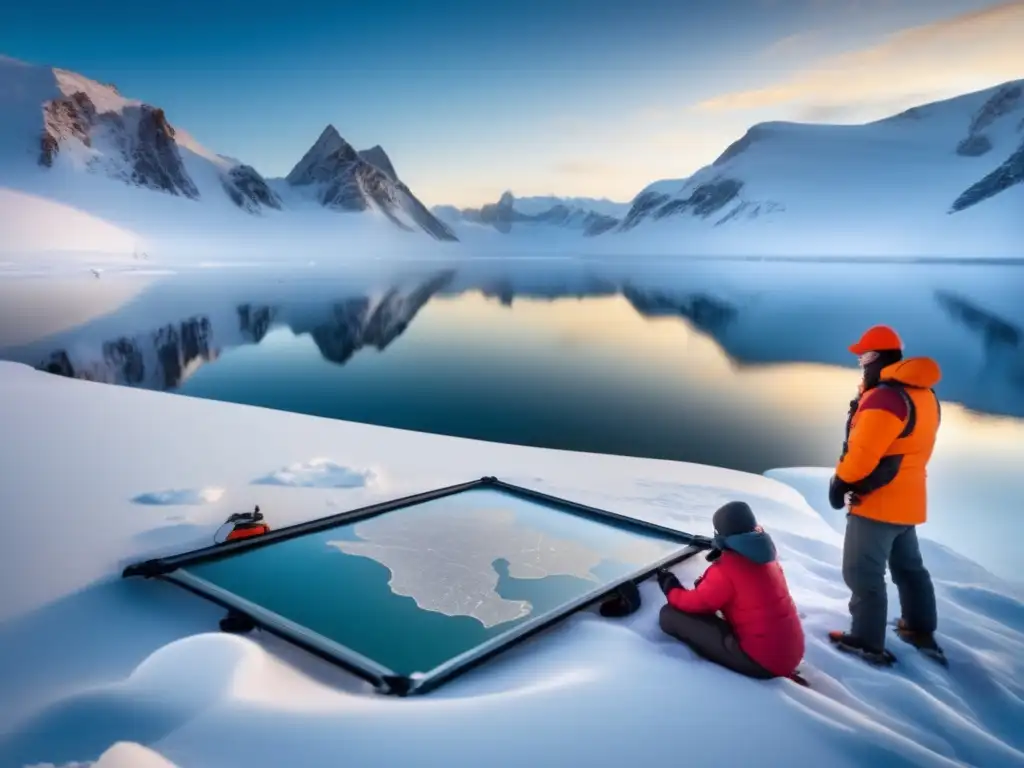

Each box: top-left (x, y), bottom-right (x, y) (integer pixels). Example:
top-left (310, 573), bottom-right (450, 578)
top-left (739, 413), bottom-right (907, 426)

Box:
top-left (892, 627), bottom-right (948, 667)
top-left (828, 633), bottom-right (897, 667)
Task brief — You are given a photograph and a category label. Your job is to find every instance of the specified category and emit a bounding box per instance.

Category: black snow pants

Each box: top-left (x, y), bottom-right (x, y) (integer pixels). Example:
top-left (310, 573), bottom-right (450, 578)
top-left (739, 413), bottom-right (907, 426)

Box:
top-left (843, 513), bottom-right (937, 651)
top-left (658, 605), bottom-right (775, 679)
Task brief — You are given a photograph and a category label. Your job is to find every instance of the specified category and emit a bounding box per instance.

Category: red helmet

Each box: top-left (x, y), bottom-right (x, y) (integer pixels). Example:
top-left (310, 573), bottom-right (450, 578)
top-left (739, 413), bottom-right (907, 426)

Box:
top-left (849, 324), bottom-right (902, 355)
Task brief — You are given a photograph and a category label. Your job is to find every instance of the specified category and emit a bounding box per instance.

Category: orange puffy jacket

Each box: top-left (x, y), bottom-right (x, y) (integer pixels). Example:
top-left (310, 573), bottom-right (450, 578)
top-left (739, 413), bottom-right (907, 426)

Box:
top-left (835, 357), bottom-right (942, 526)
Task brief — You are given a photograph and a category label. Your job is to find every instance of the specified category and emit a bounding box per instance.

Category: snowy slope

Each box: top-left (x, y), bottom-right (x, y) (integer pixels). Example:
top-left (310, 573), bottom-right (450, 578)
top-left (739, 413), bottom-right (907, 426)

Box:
top-left (436, 191), bottom-right (628, 237)
top-left (0, 57), bottom-right (457, 263)
top-left (605, 81), bottom-right (1024, 257)
top-left (0, 188), bottom-right (140, 257)
top-left (0, 362), bottom-right (1021, 767)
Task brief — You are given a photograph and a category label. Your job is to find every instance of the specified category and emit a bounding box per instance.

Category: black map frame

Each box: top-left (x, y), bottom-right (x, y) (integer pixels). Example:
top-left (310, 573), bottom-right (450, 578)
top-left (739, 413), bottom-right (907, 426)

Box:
top-left (122, 476), bottom-right (707, 696)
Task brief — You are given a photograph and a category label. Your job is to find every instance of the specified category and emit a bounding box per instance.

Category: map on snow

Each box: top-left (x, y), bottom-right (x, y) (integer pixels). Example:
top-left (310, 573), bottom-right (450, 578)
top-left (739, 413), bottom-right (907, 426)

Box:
top-left (327, 501), bottom-right (676, 628)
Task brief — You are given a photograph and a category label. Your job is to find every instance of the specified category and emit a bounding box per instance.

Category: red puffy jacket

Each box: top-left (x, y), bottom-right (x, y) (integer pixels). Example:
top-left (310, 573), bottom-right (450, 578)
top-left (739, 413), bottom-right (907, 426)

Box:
top-left (667, 540), bottom-right (804, 677)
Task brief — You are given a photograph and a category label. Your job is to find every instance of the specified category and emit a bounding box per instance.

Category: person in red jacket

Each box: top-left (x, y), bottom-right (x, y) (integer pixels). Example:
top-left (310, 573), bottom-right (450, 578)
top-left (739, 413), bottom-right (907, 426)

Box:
top-left (656, 501), bottom-right (805, 680)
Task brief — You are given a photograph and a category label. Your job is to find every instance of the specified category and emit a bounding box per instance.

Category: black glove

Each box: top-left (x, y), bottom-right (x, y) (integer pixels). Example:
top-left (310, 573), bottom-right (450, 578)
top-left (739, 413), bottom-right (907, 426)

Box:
top-left (656, 568), bottom-right (681, 595)
top-left (828, 474), bottom-right (850, 510)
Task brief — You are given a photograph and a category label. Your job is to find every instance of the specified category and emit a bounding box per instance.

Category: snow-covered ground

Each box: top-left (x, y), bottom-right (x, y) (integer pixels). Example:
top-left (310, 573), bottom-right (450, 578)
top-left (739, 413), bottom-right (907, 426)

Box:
top-left (1, 362), bottom-right (1022, 767)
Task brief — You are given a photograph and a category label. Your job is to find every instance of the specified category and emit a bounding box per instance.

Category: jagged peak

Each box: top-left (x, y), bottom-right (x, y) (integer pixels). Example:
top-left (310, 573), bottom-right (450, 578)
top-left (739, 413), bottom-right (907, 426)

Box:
top-left (358, 144), bottom-right (398, 180)
top-left (310, 124), bottom-right (349, 154)
top-left (286, 124), bottom-right (358, 185)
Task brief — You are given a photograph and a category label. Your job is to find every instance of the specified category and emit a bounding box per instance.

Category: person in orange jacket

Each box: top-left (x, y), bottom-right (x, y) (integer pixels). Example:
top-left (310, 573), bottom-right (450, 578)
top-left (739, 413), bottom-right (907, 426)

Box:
top-left (827, 325), bottom-right (946, 666)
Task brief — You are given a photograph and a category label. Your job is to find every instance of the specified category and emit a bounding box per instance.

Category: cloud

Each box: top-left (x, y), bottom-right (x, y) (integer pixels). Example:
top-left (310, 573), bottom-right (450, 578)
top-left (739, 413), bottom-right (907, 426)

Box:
top-left (695, 1), bottom-right (1024, 119)
top-left (761, 29), bottom-right (823, 59)
top-left (795, 90), bottom-right (954, 122)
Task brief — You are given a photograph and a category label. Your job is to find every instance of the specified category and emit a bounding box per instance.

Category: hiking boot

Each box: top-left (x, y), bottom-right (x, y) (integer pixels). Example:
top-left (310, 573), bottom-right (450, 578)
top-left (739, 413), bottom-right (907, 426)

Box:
top-left (219, 610), bottom-right (256, 634)
top-left (599, 582), bottom-right (642, 618)
top-left (828, 630), bottom-right (896, 666)
top-left (893, 619), bottom-right (947, 664)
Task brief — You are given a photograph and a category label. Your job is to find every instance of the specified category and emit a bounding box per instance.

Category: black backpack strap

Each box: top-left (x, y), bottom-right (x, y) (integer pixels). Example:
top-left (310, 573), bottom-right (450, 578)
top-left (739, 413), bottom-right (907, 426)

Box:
top-left (877, 382), bottom-right (916, 438)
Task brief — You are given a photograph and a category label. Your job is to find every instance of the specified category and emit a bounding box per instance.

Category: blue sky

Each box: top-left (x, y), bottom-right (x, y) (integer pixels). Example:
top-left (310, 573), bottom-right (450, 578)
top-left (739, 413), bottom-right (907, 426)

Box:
top-left (2, 0), bottom-right (1021, 205)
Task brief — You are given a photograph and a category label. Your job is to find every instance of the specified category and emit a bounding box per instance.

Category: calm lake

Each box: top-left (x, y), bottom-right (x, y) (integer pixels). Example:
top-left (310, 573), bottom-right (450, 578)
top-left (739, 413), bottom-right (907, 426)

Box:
top-left (1, 257), bottom-right (1021, 579)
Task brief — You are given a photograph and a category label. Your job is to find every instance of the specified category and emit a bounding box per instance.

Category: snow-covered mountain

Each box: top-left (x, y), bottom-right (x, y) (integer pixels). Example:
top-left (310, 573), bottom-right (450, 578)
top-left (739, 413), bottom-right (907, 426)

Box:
top-left (1, 55), bottom-right (1018, 261)
top-left (609, 81), bottom-right (1023, 256)
top-left (275, 125), bottom-right (455, 241)
top-left (358, 145), bottom-right (399, 181)
top-left (435, 192), bottom-right (628, 236)
top-left (0, 56), bottom-right (456, 260)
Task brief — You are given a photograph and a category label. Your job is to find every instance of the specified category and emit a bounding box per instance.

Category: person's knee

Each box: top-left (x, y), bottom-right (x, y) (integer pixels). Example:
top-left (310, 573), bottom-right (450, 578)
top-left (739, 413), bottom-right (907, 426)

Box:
top-left (892, 561), bottom-right (932, 586)
top-left (891, 557), bottom-right (924, 577)
top-left (846, 560), bottom-right (886, 596)
top-left (843, 520), bottom-right (889, 592)
top-left (658, 603), bottom-right (680, 634)
top-left (841, 558), bottom-right (858, 590)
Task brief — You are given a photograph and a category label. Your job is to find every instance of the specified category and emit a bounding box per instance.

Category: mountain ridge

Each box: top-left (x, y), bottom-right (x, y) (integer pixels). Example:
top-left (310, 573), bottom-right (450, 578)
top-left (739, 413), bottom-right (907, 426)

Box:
top-left (0, 56), bottom-right (456, 246)
top-left (601, 78), bottom-right (1023, 255)
top-left (1, 54), bottom-right (1018, 258)
top-left (434, 191), bottom-right (628, 236)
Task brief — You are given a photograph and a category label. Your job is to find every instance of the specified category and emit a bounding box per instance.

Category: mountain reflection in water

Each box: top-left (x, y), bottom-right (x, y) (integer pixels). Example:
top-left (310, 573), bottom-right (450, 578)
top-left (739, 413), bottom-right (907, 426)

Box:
top-left (1, 258), bottom-right (1021, 580)
top-left (5, 260), bottom-right (1019, 422)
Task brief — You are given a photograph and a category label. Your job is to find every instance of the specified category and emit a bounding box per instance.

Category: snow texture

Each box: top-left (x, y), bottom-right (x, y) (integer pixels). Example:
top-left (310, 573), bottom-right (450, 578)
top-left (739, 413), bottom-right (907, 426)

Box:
top-left (0, 361), bottom-right (1021, 767)
top-left (251, 458), bottom-right (377, 489)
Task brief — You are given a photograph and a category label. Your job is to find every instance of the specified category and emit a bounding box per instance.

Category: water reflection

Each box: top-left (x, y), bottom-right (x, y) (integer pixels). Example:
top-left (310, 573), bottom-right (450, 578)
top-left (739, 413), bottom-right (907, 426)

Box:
top-left (1, 259), bottom-right (1022, 579)
top-left (18, 269), bottom-right (456, 390)
top-left (2, 260), bottom-right (1019, 419)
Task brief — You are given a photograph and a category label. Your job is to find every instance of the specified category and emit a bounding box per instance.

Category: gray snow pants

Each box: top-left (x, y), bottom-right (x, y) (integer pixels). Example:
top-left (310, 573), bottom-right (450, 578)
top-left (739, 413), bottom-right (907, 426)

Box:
top-left (658, 605), bottom-right (775, 679)
top-left (843, 513), bottom-right (937, 651)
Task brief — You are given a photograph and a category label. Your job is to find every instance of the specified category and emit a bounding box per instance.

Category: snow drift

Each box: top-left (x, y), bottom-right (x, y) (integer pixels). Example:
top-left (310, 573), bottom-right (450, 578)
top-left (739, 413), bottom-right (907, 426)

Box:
top-left (0, 189), bottom-right (140, 256)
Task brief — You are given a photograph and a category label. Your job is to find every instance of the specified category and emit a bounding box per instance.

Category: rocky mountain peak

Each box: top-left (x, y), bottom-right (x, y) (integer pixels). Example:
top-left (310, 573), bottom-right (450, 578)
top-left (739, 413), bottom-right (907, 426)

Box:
top-left (957, 81), bottom-right (1023, 157)
top-left (39, 87), bottom-right (199, 199)
top-left (285, 125), bottom-right (359, 186)
top-left (951, 135), bottom-right (1024, 212)
top-left (279, 124), bottom-right (456, 240)
top-left (358, 144), bottom-right (398, 180)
